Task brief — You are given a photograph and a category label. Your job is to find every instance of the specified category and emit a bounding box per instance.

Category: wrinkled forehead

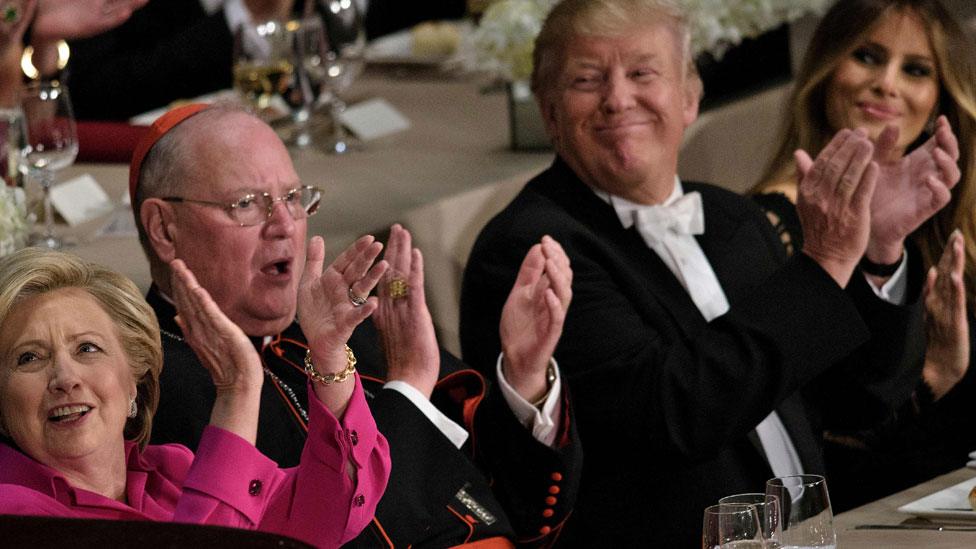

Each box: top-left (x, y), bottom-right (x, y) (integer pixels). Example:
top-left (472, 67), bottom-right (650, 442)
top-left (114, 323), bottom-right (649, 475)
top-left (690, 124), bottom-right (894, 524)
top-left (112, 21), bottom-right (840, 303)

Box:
top-left (0, 288), bottom-right (117, 350)
top-left (180, 112), bottom-right (300, 199)
top-left (535, 8), bottom-right (691, 98)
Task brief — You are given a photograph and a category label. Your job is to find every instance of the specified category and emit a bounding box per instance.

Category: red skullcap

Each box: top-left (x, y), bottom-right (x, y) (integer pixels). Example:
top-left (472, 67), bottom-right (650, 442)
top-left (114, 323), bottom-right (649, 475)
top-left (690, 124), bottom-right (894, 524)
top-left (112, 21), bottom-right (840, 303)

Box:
top-left (128, 103), bottom-right (211, 205)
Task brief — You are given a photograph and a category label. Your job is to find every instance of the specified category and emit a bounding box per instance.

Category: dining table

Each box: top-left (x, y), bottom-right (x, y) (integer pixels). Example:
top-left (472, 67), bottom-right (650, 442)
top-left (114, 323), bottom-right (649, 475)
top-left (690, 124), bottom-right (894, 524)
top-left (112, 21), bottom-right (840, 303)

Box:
top-left (834, 467), bottom-right (976, 548)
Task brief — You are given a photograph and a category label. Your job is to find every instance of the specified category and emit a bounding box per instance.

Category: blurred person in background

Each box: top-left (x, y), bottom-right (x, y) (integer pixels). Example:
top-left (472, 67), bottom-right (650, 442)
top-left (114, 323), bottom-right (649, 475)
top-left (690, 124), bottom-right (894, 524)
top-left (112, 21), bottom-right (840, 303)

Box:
top-left (1, 0), bottom-right (145, 104)
top-left (59, 0), bottom-right (464, 120)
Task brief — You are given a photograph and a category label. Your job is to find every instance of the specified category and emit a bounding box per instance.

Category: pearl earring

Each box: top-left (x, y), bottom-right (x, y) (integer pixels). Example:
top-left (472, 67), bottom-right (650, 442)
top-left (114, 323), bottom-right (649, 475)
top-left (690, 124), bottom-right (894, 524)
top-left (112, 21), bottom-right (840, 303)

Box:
top-left (128, 398), bottom-right (138, 419)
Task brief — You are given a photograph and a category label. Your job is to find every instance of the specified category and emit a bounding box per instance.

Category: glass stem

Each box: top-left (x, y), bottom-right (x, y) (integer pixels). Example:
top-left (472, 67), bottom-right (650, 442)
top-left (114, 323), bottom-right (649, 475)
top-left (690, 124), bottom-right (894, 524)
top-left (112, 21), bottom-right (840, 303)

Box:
top-left (42, 170), bottom-right (54, 239)
top-left (331, 97), bottom-right (347, 142)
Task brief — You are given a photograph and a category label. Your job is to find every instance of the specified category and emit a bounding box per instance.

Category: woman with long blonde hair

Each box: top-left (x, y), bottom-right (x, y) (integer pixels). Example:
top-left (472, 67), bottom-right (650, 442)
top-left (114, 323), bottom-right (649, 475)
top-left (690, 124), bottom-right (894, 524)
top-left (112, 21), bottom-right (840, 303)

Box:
top-left (753, 0), bottom-right (976, 510)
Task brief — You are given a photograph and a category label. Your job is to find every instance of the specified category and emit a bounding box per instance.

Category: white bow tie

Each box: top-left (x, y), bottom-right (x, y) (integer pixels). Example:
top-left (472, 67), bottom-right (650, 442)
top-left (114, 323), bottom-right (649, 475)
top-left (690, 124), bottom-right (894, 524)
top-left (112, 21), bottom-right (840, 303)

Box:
top-left (632, 191), bottom-right (704, 245)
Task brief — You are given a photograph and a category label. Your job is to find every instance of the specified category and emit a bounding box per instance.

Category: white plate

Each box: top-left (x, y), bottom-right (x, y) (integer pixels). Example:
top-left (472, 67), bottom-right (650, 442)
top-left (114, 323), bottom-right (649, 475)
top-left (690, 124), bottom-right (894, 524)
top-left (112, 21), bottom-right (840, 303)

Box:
top-left (898, 476), bottom-right (976, 521)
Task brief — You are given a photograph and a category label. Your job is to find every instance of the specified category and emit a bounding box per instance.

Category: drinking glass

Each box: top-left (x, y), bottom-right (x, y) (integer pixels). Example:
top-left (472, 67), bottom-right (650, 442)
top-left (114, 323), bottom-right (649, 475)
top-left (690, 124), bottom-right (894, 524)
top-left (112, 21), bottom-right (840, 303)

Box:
top-left (765, 475), bottom-right (837, 549)
top-left (703, 503), bottom-right (766, 549)
top-left (20, 81), bottom-right (78, 249)
top-left (312, 0), bottom-right (366, 154)
top-left (233, 19), bottom-right (296, 113)
top-left (719, 493), bottom-right (783, 548)
top-left (1, 106), bottom-right (28, 188)
top-left (289, 15), bottom-right (329, 148)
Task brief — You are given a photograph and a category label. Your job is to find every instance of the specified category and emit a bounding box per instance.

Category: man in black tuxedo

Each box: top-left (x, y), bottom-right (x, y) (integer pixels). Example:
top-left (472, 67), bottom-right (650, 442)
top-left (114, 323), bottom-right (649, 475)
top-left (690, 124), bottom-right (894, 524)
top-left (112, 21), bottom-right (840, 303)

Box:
top-left (131, 103), bottom-right (581, 546)
top-left (460, 0), bottom-right (959, 546)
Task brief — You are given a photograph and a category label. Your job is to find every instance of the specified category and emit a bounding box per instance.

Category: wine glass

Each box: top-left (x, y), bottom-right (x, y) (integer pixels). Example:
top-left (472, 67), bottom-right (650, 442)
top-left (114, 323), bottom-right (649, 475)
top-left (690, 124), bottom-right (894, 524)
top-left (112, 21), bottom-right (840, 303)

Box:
top-left (719, 493), bottom-right (783, 548)
top-left (703, 503), bottom-right (766, 549)
top-left (233, 19), bottom-right (296, 113)
top-left (765, 475), bottom-right (837, 549)
top-left (20, 81), bottom-right (78, 250)
top-left (311, 0), bottom-right (366, 154)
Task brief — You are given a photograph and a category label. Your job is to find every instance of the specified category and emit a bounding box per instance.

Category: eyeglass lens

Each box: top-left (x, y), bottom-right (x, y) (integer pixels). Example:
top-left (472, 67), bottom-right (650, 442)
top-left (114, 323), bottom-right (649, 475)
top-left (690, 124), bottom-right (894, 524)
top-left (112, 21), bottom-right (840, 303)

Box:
top-left (232, 187), bottom-right (321, 226)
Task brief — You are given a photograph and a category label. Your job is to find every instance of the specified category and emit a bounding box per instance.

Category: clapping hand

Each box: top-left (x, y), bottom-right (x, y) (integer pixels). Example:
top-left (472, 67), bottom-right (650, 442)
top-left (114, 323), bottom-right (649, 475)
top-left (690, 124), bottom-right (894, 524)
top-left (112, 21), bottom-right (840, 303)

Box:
top-left (373, 224), bottom-right (440, 399)
top-left (796, 128), bottom-right (878, 287)
top-left (923, 229), bottom-right (969, 400)
top-left (867, 117), bottom-right (961, 265)
top-left (500, 236), bottom-right (573, 403)
top-left (298, 235), bottom-right (387, 380)
top-left (170, 258), bottom-right (263, 444)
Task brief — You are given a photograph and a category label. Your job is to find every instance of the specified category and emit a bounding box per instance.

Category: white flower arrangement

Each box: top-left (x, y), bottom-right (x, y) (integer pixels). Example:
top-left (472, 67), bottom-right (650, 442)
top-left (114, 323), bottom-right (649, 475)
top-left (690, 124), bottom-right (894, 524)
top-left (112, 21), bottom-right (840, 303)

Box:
top-left (0, 186), bottom-right (28, 257)
top-left (459, 0), bottom-right (831, 80)
top-left (685, 0), bottom-right (832, 59)
top-left (458, 0), bottom-right (558, 81)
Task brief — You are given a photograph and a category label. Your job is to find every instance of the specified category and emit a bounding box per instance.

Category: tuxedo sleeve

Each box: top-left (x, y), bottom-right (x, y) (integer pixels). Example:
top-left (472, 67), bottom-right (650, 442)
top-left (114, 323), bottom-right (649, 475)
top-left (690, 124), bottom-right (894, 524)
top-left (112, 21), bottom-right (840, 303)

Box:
top-left (471, 382), bottom-right (581, 545)
top-left (364, 386), bottom-right (516, 545)
top-left (808, 250), bottom-right (926, 430)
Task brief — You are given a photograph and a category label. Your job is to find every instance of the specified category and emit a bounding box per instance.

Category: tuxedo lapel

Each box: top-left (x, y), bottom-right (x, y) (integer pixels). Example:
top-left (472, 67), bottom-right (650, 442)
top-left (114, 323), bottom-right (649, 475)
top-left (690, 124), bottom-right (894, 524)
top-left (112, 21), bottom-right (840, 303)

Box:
top-left (538, 160), bottom-right (706, 338)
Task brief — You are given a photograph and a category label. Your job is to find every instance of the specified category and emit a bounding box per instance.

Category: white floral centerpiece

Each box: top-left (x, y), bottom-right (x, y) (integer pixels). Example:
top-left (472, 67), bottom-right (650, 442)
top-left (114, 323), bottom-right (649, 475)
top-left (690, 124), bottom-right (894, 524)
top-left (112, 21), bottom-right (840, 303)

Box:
top-left (686, 0), bottom-right (832, 59)
top-left (459, 0), bottom-right (559, 82)
top-left (458, 0), bottom-right (832, 80)
top-left (0, 186), bottom-right (28, 257)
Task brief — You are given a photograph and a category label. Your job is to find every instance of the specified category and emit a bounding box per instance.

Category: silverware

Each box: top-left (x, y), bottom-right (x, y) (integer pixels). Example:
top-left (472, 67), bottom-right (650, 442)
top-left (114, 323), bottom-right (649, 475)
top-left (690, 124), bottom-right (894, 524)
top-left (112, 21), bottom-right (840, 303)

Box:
top-left (934, 507), bottom-right (975, 511)
top-left (855, 523), bottom-right (976, 532)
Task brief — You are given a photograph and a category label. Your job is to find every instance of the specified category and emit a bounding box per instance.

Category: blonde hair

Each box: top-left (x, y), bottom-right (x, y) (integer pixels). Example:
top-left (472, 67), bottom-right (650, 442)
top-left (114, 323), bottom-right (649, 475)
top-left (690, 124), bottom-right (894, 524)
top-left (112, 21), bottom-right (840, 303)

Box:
top-left (0, 249), bottom-right (162, 448)
top-left (531, 0), bottom-right (700, 101)
top-left (754, 0), bottom-right (976, 303)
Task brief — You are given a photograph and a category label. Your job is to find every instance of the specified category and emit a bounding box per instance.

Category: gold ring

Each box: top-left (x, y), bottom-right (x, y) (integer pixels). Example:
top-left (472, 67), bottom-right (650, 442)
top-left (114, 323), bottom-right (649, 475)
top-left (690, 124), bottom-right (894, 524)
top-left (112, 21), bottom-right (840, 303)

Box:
top-left (388, 278), bottom-right (408, 300)
top-left (347, 286), bottom-right (367, 307)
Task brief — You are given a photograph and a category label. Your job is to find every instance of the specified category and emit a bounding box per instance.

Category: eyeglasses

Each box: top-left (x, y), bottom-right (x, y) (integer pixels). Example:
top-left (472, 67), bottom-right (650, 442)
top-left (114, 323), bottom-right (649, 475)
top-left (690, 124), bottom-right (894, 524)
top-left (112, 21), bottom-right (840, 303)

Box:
top-left (162, 185), bottom-right (322, 227)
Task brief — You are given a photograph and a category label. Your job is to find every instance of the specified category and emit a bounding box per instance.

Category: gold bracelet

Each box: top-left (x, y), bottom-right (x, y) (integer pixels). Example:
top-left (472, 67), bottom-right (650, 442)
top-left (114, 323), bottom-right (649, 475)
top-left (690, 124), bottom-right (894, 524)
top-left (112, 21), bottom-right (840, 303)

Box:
top-left (304, 345), bottom-right (357, 385)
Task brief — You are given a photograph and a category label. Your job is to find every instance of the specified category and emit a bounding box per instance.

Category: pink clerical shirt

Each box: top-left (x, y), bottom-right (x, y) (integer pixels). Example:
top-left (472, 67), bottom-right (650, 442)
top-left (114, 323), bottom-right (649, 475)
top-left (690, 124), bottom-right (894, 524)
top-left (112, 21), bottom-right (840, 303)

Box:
top-left (0, 376), bottom-right (390, 549)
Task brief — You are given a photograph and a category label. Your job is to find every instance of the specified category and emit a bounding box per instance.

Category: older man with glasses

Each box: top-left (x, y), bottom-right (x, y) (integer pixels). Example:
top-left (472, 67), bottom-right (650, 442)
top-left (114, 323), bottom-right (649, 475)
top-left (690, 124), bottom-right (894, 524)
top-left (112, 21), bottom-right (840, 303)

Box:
top-left (132, 103), bottom-right (580, 547)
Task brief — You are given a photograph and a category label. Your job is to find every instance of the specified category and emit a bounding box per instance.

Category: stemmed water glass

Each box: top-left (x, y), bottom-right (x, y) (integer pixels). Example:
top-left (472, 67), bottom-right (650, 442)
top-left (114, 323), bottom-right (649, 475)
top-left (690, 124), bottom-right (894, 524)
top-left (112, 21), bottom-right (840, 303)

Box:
top-left (703, 503), bottom-right (766, 549)
top-left (719, 493), bottom-right (783, 548)
top-left (310, 0), bottom-right (366, 154)
top-left (20, 81), bottom-right (78, 250)
top-left (765, 475), bottom-right (837, 548)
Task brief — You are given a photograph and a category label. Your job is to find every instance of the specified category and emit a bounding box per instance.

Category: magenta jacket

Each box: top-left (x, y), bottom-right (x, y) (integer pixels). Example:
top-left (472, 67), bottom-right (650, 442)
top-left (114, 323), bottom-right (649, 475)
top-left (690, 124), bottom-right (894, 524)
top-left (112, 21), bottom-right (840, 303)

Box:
top-left (0, 375), bottom-right (390, 549)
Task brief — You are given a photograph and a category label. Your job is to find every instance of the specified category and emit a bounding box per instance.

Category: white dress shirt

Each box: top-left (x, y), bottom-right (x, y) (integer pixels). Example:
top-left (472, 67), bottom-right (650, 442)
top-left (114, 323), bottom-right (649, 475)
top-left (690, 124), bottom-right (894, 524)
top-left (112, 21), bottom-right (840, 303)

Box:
top-left (382, 356), bottom-right (563, 449)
